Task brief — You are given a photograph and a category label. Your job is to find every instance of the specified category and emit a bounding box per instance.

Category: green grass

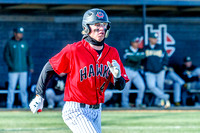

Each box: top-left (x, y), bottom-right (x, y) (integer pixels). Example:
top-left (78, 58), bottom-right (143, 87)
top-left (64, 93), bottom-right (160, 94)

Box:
top-left (0, 110), bottom-right (200, 133)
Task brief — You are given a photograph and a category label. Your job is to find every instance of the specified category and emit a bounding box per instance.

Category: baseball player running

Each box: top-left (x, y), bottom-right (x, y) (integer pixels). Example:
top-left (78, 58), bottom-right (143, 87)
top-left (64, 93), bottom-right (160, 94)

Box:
top-left (29, 8), bottom-right (129, 133)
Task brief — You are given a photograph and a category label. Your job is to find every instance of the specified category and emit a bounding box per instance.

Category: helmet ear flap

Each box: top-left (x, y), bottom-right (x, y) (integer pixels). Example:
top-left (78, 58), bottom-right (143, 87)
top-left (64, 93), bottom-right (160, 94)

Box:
top-left (107, 24), bottom-right (110, 31)
top-left (85, 24), bottom-right (91, 34)
top-left (82, 24), bottom-right (91, 35)
top-left (105, 24), bottom-right (111, 38)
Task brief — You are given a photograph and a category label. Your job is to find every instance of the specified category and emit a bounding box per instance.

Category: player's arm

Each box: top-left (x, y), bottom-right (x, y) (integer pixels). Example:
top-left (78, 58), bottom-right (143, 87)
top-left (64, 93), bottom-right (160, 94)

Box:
top-left (29, 61), bottom-right (56, 114)
top-left (3, 43), bottom-right (13, 68)
top-left (124, 50), bottom-right (145, 62)
top-left (26, 45), bottom-right (34, 72)
top-left (36, 61), bottom-right (56, 97)
top-left (162, 47), bottom-right (169, 67)
top-left (181, 73), bottom-right (199, 82)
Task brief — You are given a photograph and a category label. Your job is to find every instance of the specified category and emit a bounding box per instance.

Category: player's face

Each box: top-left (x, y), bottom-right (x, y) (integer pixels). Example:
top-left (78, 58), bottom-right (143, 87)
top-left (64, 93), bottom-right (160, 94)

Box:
top-left (14, 33), bottom-right (23, 40)
top-left (149, 38), bottom-right (157, 45)
top-left (184, 61), bottom-right (192, 68)
top-left (89, 22), bottom-right (108, 42)
top-left (131, 42), bottom-right (139, 49)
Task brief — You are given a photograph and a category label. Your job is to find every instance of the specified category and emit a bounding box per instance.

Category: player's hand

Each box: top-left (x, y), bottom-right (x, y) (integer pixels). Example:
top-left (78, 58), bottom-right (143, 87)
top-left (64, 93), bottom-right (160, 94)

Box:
top-left (107, 60), bottom-right (121, 78)
top-left (29, 95), bottom-right (44, 114)
top-left (163, 66), bottom-right (168, 71)
top-left (29, 69), bottom-right (34, 73)
top-left (168, 67), bottom-right (174, 72)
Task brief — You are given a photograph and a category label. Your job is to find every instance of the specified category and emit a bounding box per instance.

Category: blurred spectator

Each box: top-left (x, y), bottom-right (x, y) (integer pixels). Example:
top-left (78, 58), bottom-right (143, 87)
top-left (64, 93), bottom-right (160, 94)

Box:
top-left (104, 89), bottom-right (113, 103)
top-left (165, 67), bottom-right (185, 106)
top-left (179, 56), bottom-right (200, 87)
top-left (143, 32), bottom-right (170, 108)
top-left (46, 74), bottom-right (66, 109)
top-left (121, 37), bottom-right (146, 108)
top-left (3, 26), bottom-right (34, 109)
top-left (103, 83), bottom-right (119, 107)
top-left (178, 56), bottom-right (200, 105)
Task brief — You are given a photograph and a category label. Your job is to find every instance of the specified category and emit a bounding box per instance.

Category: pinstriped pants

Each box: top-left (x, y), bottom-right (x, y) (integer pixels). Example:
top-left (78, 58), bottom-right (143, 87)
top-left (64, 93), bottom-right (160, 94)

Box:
top-left (62, 101), bottom-right (102, 133)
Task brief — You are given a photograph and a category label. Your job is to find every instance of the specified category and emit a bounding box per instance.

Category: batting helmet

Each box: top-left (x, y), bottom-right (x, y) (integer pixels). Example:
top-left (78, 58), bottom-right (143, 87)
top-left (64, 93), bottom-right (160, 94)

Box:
top-left (82, 8), bottom-right (111, 38)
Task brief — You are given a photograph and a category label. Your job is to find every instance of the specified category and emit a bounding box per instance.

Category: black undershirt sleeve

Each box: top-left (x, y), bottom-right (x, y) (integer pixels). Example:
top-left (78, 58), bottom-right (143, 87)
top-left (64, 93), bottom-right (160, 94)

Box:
top-left (36, 61), bottom-right (56, 98)
top-left (113, 76), bottom-right (126, 90)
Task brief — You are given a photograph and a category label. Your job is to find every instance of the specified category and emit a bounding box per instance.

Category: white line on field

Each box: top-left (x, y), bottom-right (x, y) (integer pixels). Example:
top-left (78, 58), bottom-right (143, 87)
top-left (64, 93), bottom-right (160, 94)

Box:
top-left (0, 127), bottom-right (67, 131)
top-left (1, 126), bottom-right (199, 131)
top-left (102, 126), bottom-right (200, 130)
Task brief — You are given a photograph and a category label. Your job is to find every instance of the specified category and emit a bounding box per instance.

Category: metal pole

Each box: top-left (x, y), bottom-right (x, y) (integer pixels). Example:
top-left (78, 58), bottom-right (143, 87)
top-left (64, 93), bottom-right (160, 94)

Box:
top-left (142, 4), bottom-right (146, 46)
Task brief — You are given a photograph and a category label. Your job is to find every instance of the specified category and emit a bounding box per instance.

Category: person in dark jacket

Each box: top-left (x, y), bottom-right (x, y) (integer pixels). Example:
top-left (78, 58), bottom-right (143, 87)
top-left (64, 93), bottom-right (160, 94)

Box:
top-left (178, 56), bottom-right (200, 105)
top-left (3, 27), bottom-right (34, 109)
top-left (179, 56), bottom-right (200, 90)
top-left (144, 32), bottom-right (170, 108)
top-left (179, 56), bottom-right (200, 85)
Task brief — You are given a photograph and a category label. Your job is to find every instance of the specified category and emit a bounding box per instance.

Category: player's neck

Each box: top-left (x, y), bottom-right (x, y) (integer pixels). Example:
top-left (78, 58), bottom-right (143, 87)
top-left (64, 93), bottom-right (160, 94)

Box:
top-left (83, 35), bottom-right (105, 47)
top-left (89, 43), bottom-right (103, 50)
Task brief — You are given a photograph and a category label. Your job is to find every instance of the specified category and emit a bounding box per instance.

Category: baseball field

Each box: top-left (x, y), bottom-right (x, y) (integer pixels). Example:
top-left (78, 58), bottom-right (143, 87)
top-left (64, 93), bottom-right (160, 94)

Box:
top-left (0, 109), bottom-right (199, 133)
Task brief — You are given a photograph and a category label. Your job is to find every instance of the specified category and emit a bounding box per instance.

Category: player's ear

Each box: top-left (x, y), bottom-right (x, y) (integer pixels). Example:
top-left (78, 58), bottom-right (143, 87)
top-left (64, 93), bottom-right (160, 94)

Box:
top-left (81, 27), bottom-right (87, 35)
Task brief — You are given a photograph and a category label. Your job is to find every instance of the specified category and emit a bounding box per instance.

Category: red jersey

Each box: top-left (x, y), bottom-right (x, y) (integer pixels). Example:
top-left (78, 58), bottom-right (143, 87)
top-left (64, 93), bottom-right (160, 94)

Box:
top-left (49, 39), bottom-right (129, 105)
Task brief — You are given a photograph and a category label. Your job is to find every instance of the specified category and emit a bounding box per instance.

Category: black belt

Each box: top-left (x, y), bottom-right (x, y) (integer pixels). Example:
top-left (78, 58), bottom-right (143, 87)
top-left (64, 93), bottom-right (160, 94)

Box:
top-left (80, 103), bottom-right (100, 109)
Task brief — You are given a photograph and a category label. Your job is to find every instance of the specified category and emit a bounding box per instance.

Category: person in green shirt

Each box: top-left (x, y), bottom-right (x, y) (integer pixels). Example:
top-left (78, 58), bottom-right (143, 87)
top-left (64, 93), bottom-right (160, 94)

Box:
top-left (3, 27), bottom-right (34, 109)
top-left (121, 37), bottom-right (146, 108)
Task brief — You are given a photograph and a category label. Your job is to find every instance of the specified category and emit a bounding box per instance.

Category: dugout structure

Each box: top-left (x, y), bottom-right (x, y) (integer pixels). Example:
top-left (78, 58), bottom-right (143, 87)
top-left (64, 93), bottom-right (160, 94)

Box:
top-left (0, 0), bottom-right (200, 107)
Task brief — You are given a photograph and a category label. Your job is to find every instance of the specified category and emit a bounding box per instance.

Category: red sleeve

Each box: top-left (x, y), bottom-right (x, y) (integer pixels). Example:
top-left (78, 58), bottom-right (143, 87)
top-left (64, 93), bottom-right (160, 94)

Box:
top-left (49, 44), bottom-right (71, 75)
